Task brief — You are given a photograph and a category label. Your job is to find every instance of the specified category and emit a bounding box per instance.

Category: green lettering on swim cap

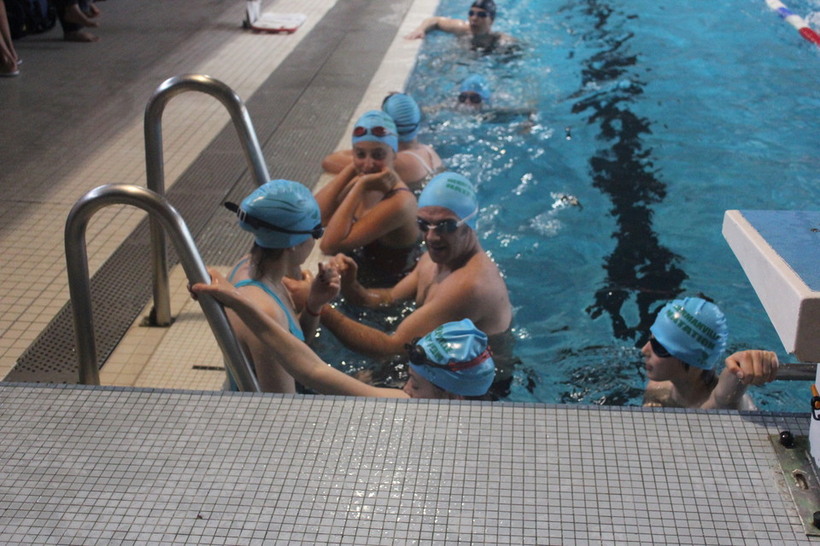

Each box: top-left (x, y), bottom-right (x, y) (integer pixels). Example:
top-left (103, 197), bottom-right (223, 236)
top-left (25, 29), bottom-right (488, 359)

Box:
top-left (445, 181), bottom-right (473, 197)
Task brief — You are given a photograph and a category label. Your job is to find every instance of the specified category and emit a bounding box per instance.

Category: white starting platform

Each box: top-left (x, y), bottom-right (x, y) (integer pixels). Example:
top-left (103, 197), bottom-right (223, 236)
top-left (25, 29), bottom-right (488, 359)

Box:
top-left (723, 210), bottom-right (820, 363)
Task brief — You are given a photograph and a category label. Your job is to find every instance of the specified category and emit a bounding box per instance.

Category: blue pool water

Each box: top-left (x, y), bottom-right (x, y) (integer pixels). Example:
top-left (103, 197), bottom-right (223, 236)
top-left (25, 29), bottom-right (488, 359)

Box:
top-left (395, 0), bottom-right (820, 410)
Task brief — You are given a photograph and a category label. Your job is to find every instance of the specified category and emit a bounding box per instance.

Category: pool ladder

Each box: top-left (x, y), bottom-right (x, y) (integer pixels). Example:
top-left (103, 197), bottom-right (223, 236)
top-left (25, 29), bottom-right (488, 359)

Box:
top-left (144, 74), bottom-right (270, 327)
top-left (65, 184), bottom-right (260, 392)
top-left (64, 74), bottom-right (270, 391)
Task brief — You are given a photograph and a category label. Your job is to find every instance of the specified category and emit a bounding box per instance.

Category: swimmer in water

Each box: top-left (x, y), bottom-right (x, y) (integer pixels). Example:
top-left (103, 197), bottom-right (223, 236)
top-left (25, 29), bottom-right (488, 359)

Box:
top-left (321, 93), bottom-right (444, 193)
top-left (405, 0), bottom-right (515, 54)
top-left (322, 172), bottom-right (519, 397)
top-left (221, 180), bottom-right (340, 393)
top-left (192, 273), bottom-right (497, 400)
top-left (315, 110), bottom-right (421, 287)
top-left (642, 297), bottom-right (779, 410)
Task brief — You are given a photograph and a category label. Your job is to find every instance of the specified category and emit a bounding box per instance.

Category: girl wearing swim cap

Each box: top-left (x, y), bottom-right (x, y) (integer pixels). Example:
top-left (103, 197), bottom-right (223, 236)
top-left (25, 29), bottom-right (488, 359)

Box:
top-left (191, 269), bottom-right (496, 400)
top-left (222, 179), bottom-right (341, 393)
top-left (315, 110), bottom-right (421, 287)
top-left (321, 94), bottom-right (444, 192)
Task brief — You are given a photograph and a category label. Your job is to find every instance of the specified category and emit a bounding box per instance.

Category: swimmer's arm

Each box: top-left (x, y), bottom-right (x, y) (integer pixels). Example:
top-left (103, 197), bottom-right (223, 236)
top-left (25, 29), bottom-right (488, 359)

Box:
top-left (314, 163), bottom-right (358, 224)
top-left (321, 178), bottom-right (416, 254)
top-left (702, 350), bottom-right (779, 410)
top-left (284, 262), bottom-right (341, 342)
top-left (405, 17), bottom-right (469, 39)
top-left (321, 277), bottom-right (472, 359)
top-left (336, 253), bottom-right (418, 307)
top-left (192, 270), bottom-right (406, 398)
top-left (321, 149), bottom-right (353, 174)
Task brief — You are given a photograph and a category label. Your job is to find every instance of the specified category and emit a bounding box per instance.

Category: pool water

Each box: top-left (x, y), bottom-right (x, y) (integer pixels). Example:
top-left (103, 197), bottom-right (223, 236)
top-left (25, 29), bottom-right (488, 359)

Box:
top-left (396, 0), bottom-right (820, 410)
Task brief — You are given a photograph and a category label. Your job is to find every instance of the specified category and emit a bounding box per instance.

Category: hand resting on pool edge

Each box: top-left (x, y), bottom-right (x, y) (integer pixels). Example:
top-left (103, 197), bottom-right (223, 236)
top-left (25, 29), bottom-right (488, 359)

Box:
top-left (641, 297), bottom-right (779, 410)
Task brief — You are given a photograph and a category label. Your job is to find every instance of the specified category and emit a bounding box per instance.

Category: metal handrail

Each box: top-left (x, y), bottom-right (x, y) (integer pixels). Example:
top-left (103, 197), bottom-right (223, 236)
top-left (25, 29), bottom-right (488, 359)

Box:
top-left (144, 74), bottom-right (271, 326)
top-left (65, 184), bottom-right (260, 391)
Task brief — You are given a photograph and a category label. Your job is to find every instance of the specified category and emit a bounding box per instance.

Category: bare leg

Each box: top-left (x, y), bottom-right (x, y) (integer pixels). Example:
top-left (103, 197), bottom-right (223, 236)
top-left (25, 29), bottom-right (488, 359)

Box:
top-left (0, 1), bottom-right (19, 75)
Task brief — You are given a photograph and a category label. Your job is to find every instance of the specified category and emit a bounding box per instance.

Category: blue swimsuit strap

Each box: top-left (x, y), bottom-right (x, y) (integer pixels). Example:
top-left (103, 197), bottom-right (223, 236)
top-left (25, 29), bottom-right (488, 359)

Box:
top-left (233, 278), bottom-right (304, 341)
top-left (227, 257), bottom-right (250, 282)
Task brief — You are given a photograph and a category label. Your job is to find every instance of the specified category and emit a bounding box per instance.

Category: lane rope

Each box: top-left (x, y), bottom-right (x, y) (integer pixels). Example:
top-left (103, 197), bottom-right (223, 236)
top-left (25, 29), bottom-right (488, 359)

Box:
top-left (765, 0), bottom-right (820, 46)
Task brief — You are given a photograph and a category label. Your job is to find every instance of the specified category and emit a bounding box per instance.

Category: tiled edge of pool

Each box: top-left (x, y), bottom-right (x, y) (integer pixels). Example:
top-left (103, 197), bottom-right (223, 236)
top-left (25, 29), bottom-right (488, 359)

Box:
top-left (0, 383), bottom-right (813, 544)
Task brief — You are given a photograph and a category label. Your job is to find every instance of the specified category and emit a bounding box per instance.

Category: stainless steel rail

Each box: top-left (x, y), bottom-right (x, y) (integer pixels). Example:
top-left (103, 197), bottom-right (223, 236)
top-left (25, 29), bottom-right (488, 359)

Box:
top-left (65, 184), bottom-right (261, 391)
top-left (144, 74), bottom-right (271, 326)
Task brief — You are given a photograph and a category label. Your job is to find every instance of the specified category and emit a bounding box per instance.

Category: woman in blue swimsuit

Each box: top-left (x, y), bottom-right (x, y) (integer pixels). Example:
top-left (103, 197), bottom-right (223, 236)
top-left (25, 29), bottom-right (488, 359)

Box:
top-left (224, 179), bottom-right (340, 392)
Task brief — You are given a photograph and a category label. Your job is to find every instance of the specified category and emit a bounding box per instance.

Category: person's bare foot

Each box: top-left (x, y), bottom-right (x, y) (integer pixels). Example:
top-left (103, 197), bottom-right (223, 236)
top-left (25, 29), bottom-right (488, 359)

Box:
top-left (64, 4), bottom-right (98, 27)
top-left (64, 30), bottom-right (100, 42)
top-left (1, 58), bottom-right (20, 77)
top-left (86, 3), bottom-right (100, 17)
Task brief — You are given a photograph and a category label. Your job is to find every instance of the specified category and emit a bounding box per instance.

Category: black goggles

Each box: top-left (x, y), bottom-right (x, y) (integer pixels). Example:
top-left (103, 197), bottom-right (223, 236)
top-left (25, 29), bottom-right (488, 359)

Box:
top-left (225, 202), bottom-right (324, 239)
top-left (405, 338), bottom-right (492, 371)
top-left (458, 92), bottom-right (482, 104)
top-left (468, 9), bottom-right (489, 18)
top-left (649, 336), bottom-right (672, 358)
top-left (353, 125), bottom-right (395, 138)
top-left (417, 208), bottom-right (477, 235)
top-left (417, 217), bottom-right (462, 234)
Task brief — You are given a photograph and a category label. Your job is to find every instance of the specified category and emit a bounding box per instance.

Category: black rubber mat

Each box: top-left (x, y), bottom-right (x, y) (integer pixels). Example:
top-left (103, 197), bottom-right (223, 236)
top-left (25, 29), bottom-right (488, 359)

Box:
top-left (8, 0), bottom-right (414, 383)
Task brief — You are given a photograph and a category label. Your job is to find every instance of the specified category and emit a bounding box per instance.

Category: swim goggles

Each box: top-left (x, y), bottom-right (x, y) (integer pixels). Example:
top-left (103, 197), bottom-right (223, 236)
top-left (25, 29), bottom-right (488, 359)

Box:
top-left (224, 202), bottom-right (324, 239)
top-left (417, 208), bottom-right (478, 234)
top-left (352, 125), bottom-right (395, 138)
top-left (649, 336), bottom-right (672, 358)
top-left (458, 92), bottom-right (483, 105)
top-left (468, 9), bottom-right (489, 18)
top-left (405, 338), bottom-right (493, 371)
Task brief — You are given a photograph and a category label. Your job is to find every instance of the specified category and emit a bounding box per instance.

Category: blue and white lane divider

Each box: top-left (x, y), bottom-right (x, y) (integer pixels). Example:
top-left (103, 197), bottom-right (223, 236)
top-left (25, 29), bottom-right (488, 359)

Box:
top-left (765, 0), bottom-right (820, 46)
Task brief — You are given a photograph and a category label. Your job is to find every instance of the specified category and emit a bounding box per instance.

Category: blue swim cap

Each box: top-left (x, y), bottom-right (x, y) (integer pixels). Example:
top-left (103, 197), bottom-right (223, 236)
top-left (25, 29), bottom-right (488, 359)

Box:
top-left (382, 93), bottom-right (421, 143)
top-left (236, 180), bottom-right (321, 249)
top-left (407, 319), bottom-right (495, 397)
top-left (650, 297), bottom-right (729, 370)
top-left (459, 75), bottom-right (491, 103)
top-left (418, 172), bottom-right (479, 229)
top-left (352, 110), bottom-right (398, 152)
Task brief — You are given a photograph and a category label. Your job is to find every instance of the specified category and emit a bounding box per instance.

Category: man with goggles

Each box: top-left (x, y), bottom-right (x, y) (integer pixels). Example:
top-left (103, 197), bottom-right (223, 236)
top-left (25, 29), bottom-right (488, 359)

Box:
top-left (405, 0), bottom-right (515, 53)
top-left (642, 296), bottom-right (779, 409)
top-left (191, 270), bottom-right (497, 399)
top-left (319, 171), bottom-right (516, 398)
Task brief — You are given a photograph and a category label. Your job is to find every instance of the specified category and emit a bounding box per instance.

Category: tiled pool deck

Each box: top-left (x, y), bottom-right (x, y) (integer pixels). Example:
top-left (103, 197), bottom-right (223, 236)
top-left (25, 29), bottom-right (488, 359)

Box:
top-left (0, 383), bottom-right (813, 545)
top-left (0, 0), bottom-right (817, 543)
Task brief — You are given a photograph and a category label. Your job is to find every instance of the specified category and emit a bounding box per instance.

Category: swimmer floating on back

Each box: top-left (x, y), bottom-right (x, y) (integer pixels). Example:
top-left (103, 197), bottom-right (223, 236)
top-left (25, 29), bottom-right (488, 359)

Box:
top-left (642, 296), bottom-right (779, 410)
top-left (424, 74), bottom-right (537, 128)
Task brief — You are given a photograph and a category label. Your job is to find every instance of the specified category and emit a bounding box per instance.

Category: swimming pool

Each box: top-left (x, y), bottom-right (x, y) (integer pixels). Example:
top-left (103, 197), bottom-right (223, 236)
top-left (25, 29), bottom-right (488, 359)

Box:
top-left (396, 0), bottom-right (820, 410)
